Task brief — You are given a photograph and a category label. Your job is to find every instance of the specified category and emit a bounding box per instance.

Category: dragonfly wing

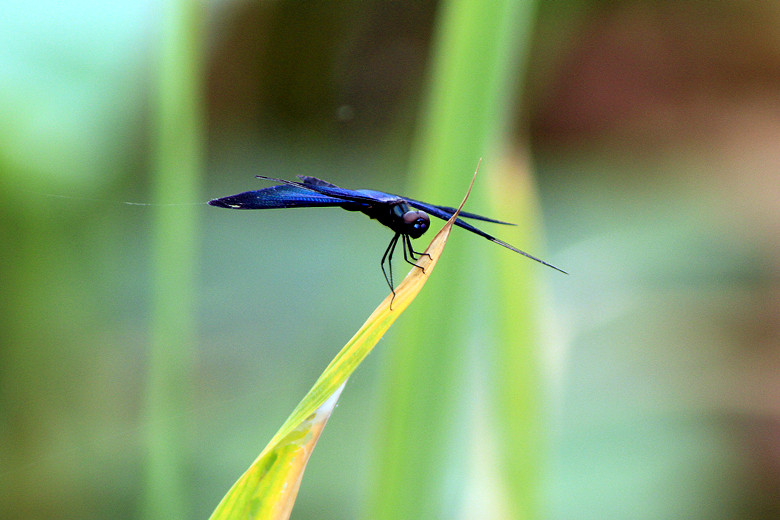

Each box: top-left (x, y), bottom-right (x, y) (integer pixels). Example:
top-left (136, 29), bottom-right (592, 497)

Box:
top-left (353, 189), bottom-right (406, 203)
top-left (297, 175), bottom-right (341, 189)
top-left (208, 184), bottom-right (353, 209)
top-left (256, 176), bottom-right (403, 205)
top-left (405, 198), bottom-right (515, 225)
top-left (407, 199), bottom-right (568, 274)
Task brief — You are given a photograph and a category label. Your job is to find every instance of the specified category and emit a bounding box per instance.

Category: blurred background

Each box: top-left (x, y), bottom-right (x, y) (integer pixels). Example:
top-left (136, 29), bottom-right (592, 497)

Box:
top-left (1, 1), bottom-right (778, 519)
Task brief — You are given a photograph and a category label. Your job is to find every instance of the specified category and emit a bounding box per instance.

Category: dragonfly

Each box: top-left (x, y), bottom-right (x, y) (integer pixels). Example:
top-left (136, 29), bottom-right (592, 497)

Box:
top-left (209, 175), bottom-right (567, 293)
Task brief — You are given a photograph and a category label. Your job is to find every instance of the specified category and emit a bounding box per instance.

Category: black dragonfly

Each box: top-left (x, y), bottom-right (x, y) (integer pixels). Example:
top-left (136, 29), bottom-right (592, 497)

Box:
top-left (209, 175), bottom-right (567, 292)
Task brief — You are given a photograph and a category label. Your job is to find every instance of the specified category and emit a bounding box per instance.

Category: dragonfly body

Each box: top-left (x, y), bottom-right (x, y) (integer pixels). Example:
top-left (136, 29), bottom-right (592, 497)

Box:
top-left (209, 175), bottom-right (566, 291)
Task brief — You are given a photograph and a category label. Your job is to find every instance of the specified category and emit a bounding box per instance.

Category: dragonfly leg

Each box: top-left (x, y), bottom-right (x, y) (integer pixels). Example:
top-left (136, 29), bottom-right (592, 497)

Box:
top-left (404, 234), bottom-right (431, 263)
top-left (402, 234), bottom-right (428, 274)
top-left (381, 232), bottom-right (401, 293)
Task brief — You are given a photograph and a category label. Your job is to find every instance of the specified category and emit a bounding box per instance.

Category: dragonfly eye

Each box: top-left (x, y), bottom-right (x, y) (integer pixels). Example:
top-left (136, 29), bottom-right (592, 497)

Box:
top-left (403, 210), bottom-right (429, 238)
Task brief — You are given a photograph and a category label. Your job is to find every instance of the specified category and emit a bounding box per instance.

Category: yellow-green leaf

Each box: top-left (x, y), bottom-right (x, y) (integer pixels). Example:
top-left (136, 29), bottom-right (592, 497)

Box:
top-left (208, 173), bottom-right (479, 520)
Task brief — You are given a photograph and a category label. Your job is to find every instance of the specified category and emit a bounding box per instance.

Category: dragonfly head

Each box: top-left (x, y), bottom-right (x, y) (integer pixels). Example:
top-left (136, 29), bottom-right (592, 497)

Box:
top-left (402, 210), bottom-right (430, 239)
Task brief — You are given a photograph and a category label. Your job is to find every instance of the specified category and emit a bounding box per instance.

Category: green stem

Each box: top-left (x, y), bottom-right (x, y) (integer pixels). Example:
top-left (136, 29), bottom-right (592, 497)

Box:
top-left (367, 0), bottom-right (541, 518)
top-left (143, 1), bottom-right (203, 518)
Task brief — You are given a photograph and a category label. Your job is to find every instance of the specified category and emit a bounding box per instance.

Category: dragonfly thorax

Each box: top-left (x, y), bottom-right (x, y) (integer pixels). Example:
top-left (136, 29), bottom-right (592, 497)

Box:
top-left (387, 202), bottom-right (429, 239)
top-left (368, 201), bottom-right (430, 239)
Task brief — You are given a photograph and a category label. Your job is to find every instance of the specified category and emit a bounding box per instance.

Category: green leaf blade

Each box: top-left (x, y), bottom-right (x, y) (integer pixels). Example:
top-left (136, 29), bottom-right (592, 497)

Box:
top-left (209, 183), bottom-right (476, 520)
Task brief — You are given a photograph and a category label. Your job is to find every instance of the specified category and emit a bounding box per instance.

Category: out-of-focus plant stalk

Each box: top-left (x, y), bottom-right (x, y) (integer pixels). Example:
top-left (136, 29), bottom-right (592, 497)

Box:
top-left (143, 1), bottom-right (203, 518)
top-left (367, 0), bottom-right (543, 519)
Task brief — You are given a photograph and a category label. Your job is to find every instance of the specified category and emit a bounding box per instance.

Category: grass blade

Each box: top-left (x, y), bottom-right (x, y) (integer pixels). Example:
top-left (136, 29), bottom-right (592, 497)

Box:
top-left (143, 1), bottom-right (203, 518)
top-left (368, 1), bottom-right (543, 518)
